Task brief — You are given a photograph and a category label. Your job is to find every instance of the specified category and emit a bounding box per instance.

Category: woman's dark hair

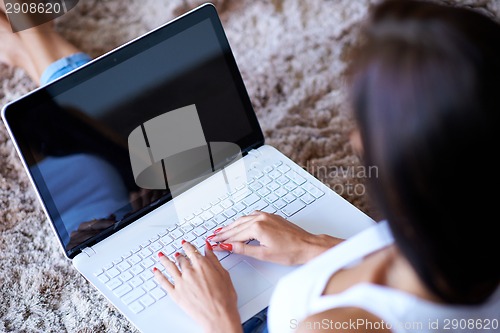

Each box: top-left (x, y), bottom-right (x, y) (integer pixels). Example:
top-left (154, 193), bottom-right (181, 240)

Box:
top-left (350, 0), bottom-right (500, 304)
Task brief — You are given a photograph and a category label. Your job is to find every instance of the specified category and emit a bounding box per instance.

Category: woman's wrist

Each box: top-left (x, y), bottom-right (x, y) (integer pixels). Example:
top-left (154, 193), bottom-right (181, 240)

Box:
top-left (303, 234), bottom-right (344, 263)
top-left (204, 309), bottom-right (243, 333)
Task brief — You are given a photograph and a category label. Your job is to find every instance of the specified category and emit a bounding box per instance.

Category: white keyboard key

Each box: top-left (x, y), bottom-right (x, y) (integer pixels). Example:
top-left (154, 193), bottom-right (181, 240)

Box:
top-left (202, 203), bottom-right (212, 211)
top-left (180, 224), bottom-right (193, 233)
top-left (300, 193), bottom-right (315, 204)
top-left (119, 271), bottom-right (134, 282)
top-left (130, 246), bottom-right (141, 253)
top-left (210, 198), bottom-right (221, 206)
top-left (287, 171), bottom-right (307, 185)
top-left (140, 269), bottom-right (154, 281)
top-left (243, 193), bottom-right (260, 206)
top-left (213, 214), bottom-right (226, 224)
top-left (263, 166), bottom-right (273, 173)
top-left (249, 182), bottom-right (262, 191)
top-left (139, 294), bottom-right (156, 307)
top-left (193, 208), bottom-right (203, 216)
top-left (273, 199), bottom-right (286, 209)
top-left (114, 284), bottom-right (133, 298)
top-left (223, 208), bottom-right (236, 218)
top-left (267, 182), bottom-right (280, 191)
top-left (265, 193), bottom-right (279, 203)
top-left (143, 280), bottom-right (157, 291)
top-left (129, 301), bottom-right (144, 314)
top-left (203, 220), bottom-right (217, 230)
top-left (149, 242), bottom-right (162, 252)
top-left (103, 263), bottom-right (114, 270)
top-left (141, 258), bottom-right (155, 269)
top-left (210, 205), bottom-right (224, 215)
top-left (193, 226), bottom-right (207, 237)
top-left (221, 199), bottom-right (233, 209)
top-left (292, 187), bottom-right (306, 197)
top-left (106, 278), bottom-right (122, 290)
top-left (129, 254), bottom-right (142, 266)
top-left (192, 238), bottom-right (206, 249)
top-left (284, 182), bottom-right (297, 191)
top-left (201, 211), bottom-right (213, 221)
top-left (121, 251), bottom-right (133, 260)
top-left (184, 232), bottom-right (196, 242)
top-left (259, 175), bottom-right (272, 185)
top-left (129, 276), bottom-right (144, 288)
top-left (93, 268), bottom-right (104, 276)
top-left (149, 235), bottom-right (159, 243)
top-left (130, 265), bottom-right (144, 276)
top-left (112, 257), bottom-right (123, 265)
top-left (184, 213), bottom-right (194, 221)
top-left (162, 244), bottom-right (177, 255)
top-left (140, 240), bottom-right (150, 248)
top-left (269, 170), bottom-right (281, 179)
top-left (191, 216), bottom-right (204, 226)
top-left (232, 188), bottom-right (252, 202)
top-left (170, 229), bottom-right (184, 240)
top-left (274, 188), bottom-right (288, 197)
top-left (98, 274), bottom-right (110, 284)
top-left (150, 287), bottom-right (167, 300)
top-left (278, 164), bottom-right (291, 173)
top-left (258, 187), bottom-right (271, 197)
top-left (233, 202), bottom-right (246, 212)
top-left (117, 261), bottom-right (131, 272)
top-left (281, 200), bottom-right (306, 217)
top-left (261, 206), bottom-right (277, 214)
top-left (276, 175), bottom-right (289, 185)
top-left (160, 235), bottom-right (173, 246)
top-left (283, 193), bottom-right (296, 204)
top-left (107, 268), bottom-right (120, 279)
top-left (121, 288), bottom-right (146, 305)
top-left (244, 200), bottom-right (268, 215)
top-left (304, 183), bottom-right (325, 198)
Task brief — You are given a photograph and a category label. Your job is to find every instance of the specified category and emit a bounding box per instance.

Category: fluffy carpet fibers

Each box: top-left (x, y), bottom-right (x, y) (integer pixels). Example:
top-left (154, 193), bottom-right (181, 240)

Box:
top-left (1, 0), bottom-right (499, 332)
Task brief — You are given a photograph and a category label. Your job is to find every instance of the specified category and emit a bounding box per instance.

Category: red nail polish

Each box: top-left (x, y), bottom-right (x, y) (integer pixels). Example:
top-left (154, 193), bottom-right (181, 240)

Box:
top-left (158, 252), bottom-right (164, 258)
top-left (181, 239), bottom-right (186, 245)
top-left (220, 243), bottom-right (233, 252)
top-left (152, 267), bottom-right (158, 272)
top-left (214, 227), bottom-right (223, 234)
top-left (174, 252), bottom-right (181, 257)
top-left (206, 234), bottom-right (216, 241)
top-left (205, 240), bottom-right (213, 251)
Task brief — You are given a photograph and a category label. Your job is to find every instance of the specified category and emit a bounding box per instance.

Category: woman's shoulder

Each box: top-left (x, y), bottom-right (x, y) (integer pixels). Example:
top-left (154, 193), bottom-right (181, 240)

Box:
top-left (296, 307), bottom-right (392, 333)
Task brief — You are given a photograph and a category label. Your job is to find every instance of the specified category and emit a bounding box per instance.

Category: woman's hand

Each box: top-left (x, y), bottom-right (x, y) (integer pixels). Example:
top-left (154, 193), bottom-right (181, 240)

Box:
top-left (154, 241), bottom-right (243, 333)
top-left (210, 211), bottom-right (343, 265)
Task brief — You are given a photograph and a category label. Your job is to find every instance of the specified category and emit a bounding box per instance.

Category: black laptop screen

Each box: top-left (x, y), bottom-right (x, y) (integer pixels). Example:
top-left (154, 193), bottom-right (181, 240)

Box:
top-left (3, 5), bottom-right (263, 258)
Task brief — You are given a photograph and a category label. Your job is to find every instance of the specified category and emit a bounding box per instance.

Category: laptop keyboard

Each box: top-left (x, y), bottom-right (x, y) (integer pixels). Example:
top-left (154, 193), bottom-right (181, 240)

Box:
top-left (93, 159), bottom-right (325, 314)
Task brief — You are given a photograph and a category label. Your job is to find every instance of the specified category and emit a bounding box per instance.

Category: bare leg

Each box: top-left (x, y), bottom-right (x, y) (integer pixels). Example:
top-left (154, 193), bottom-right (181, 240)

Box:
top-left (0, 7), bottom-right (82, 85)
top-left (0, 13), bottom-right (38, 82)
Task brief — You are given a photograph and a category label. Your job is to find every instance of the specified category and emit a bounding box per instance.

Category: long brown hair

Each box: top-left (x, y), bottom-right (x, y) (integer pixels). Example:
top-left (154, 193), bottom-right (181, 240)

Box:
top-left (350, 0), bottom-right (500, 304)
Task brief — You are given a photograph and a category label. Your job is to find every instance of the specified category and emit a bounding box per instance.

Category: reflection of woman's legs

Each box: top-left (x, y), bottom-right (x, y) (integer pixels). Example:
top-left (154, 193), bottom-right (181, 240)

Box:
top-left (0, 9), bottom-right (91, 85)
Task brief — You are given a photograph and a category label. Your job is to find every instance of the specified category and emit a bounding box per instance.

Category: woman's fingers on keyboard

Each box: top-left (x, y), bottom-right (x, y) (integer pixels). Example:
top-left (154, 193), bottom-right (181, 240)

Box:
top-left (158, 252), bottom-right (181, 280)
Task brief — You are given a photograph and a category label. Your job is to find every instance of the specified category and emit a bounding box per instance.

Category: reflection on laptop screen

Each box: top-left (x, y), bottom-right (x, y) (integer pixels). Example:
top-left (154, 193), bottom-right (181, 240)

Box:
top-left (6, 10), bottom-right (263, 256)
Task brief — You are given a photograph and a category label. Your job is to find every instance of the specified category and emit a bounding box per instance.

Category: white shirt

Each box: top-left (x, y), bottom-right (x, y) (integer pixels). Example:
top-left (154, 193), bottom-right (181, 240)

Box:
top-left (267, 221), bottom-right (500, 333)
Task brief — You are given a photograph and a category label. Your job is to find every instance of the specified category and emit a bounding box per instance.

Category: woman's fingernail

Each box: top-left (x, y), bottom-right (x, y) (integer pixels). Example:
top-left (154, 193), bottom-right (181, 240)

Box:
top-left (205, 240), bottom-right (213, 251)
top-left (158, 251), bottom-right (164, 258)
top-left (174, 252), bottom-right (181, 257)
top-left (206, 234), bottom-right (216, 241)
top-left (181, 239), bottom-right (186, 245)
top-left (152, 267), bottom-right (158, 272)
top-left (219, 243), bottom-right (233, 252)
top-left (214, 227), bottom-right (223, 234)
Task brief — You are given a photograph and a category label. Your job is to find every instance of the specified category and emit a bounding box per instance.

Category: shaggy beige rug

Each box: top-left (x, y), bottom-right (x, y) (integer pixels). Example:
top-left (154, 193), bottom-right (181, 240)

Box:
top-left (1, 0), bottom-right (499, 332)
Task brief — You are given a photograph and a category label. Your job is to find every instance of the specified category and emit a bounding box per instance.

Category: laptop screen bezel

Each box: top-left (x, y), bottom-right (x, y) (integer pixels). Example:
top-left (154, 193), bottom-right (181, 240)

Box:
top-left (1, 3), bottom-right (265, 259)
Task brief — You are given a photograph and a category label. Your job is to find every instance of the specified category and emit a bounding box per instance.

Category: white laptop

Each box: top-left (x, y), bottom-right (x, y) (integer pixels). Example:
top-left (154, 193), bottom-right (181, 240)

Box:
top-left (1, 3), bottom-right (375, 332)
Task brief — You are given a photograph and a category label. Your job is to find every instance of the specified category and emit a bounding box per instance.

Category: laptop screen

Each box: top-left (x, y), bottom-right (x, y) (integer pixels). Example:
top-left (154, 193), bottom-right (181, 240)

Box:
top-left (3, 4), bottom-right (264, 258)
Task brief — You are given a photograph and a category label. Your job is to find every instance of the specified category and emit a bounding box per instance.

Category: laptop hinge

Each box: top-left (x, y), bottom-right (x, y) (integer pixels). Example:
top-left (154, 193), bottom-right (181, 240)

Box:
top-left (81, 247), bottom-right (97, 257)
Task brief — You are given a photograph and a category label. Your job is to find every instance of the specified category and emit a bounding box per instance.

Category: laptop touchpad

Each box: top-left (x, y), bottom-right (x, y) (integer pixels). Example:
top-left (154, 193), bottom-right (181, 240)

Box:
top-left (229, 261), bottom-right (272, 308)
